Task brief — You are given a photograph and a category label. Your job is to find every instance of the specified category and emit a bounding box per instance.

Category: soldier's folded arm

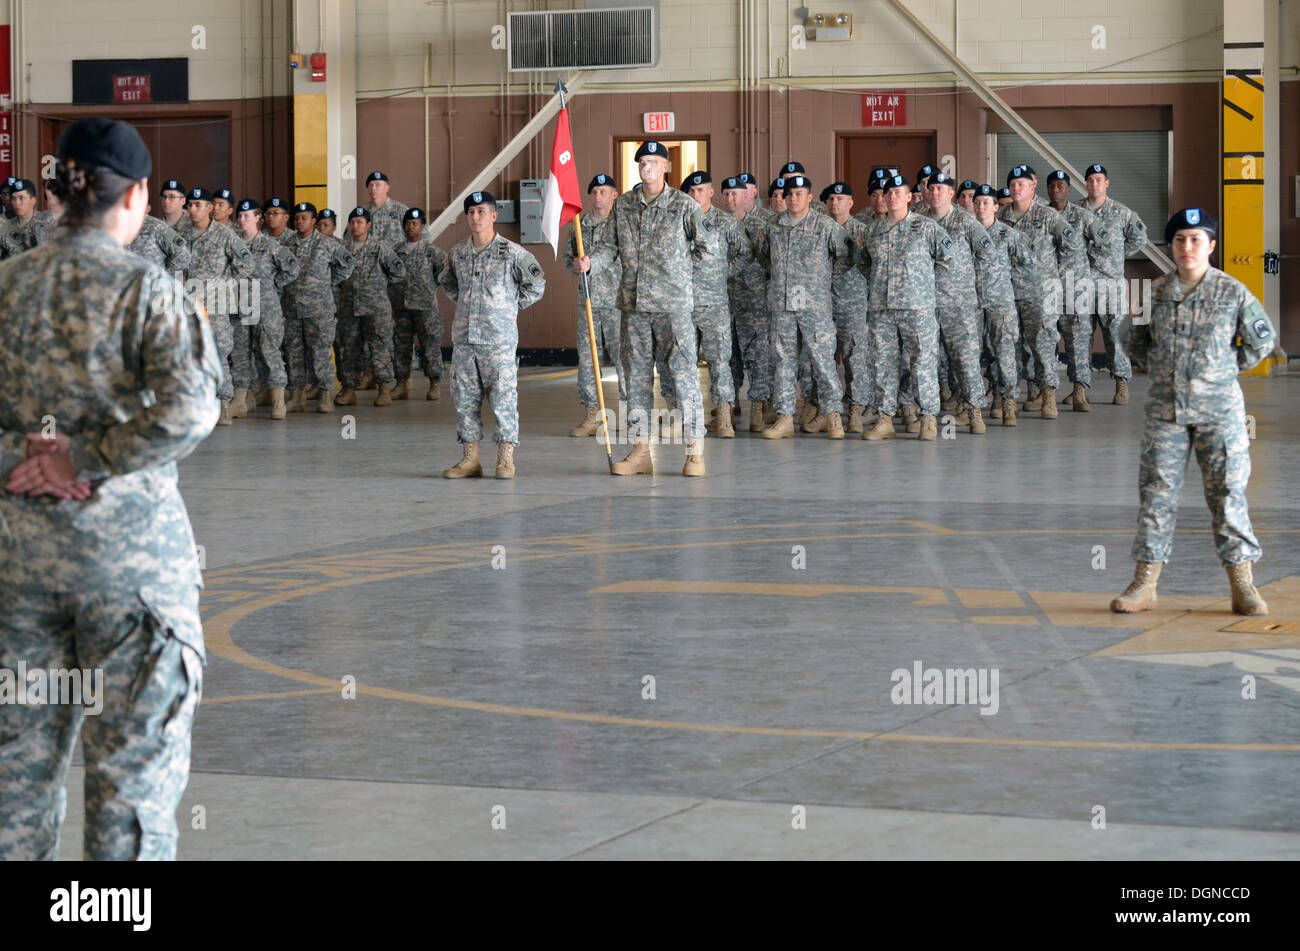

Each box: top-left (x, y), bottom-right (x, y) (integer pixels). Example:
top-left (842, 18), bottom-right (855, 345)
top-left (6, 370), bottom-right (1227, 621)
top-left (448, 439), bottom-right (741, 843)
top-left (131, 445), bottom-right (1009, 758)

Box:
top-left (228, 238), bottom-right (255, 280)
top-left (163, 230), bottom-right (191, 273)
top-left (1235, 293), bottom-right (1276, 372)
top-left (68, 273), bottom-right (222, 482)
top-left (438, 257), bottom-right (460, 301)
top-left (1124, 215), bottom-right (1149, 258)
top-left (382, 244), bottom-right (407, 283)
top-left (828, 222), bottom-right (851, 277)
top-left (514, 249), bottom-right (547, 310)
top-left (272, 245), bottom-right (300, 291)
top-left (687, 204), bottom-right (711, 261)
top-left (726, 222), bottom-right (753, 277)
top-left (331, 243), bottom-right (355, 283)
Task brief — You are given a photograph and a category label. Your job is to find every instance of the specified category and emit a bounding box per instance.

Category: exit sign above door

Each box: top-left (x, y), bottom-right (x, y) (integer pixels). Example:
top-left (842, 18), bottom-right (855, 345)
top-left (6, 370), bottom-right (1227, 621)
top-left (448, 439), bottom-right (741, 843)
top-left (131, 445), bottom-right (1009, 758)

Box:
top-left (643, 111), bottom-right (675, 134)
top-left (862, 92), bottom-right (906, 127)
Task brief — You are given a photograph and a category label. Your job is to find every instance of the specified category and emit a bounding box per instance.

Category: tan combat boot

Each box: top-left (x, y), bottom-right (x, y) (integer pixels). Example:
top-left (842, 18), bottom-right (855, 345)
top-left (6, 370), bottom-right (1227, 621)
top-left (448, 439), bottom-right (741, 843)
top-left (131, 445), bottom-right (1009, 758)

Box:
top-left (969, 405), bottom-right (985, 434)
top-left (304, 385), bottom-right (321, 401)
top-left (359, 368), bottom-right (376, 390)
top-left (749, 401), bottom-right (765, 433)
top-left (902, 404), bottom-right (921, 434)
top-left (1024, 386), bottom-right (1043, 411)
top-left (846, 403), bottom-right (865, 434)
top-left (990, 394), bottom-right (1003, 419)
top-left (286, 387), bottom-right (308, 413)
top-left (495, 442), bottom-right (516, 480)
top-left (1062, 389), bottom-right (1074, 405)
top-left (218, 400), bottom-right (233, 425)
top-left (611, 441), bottom-right (654, 476)
top-left (863, 413), bottom-right (894, 440)
top-left (255, 383), bottom-right (273, 406)
top-left (763, 402), bottom-right (777, 424)
top-left (952, 409), bottom-right (971, 425)
top-left (803, 412), bottom-right (831, 433)
top-left (1041, 386), bottom-right (1058, 419)
top-left (940, 385), bottom-right (959, 413)
top-left (393, 378), bottom-right (411, 400)
top-left (317, 386), bottom-right (335, 412)
top-left (918, 413), bottom-right (937, 440)
top-left (682, 440), bottom-right (705, 477)
top-left (1227, 563), bottom-right (1268, 616)
top-left (827, 412), bottom-right (845, 440)
top-left (374, 382), bottom-right (393, 406)
top-left (799, 402), bottom-right (819, 426)
top-left (571, 406), bottom-right (601, 437)
top-left (230, 388), bottom-right (250, 419)
top-left (336, 387), bottom-right (357, 406)
top-left (443, 442), bottom-right (482, 478)
top-left (762, 414), bottom-right (795, 439)
top-left (270, 387), bottom-right (287, 420)
top-left (1072, 382), bottom-right (1090, 412)
top-left (1002, 397), bottom-right (1018, 427)
top-left (427, 380), bottom-right (441, 400)
top-left (1110, 562), bottom-right (1162, 613)
top-left (1114, 379), bottom-right (1129, 404)
top-left (715, 402), bottom-right (735, 438)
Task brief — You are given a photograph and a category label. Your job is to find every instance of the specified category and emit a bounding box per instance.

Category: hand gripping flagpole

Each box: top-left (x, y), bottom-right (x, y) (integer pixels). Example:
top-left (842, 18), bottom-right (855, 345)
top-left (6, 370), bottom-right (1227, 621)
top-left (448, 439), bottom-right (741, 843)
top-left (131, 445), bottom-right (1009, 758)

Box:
top-left (557, 78), bottom-right (616, 473)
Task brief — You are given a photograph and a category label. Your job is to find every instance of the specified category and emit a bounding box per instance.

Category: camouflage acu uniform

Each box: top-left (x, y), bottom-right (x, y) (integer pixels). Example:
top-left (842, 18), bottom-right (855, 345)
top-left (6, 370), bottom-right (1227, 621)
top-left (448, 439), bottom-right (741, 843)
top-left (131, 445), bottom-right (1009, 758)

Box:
top-left (860, 211), bottom-right (954, 415)
top-left (676, 205), bottom-right (750, 406)
top-left (1080, 196), bottom-right (1148, 381)
top-left (0, 226), bottom-right (221, 860)
top-left (831, 216), bottom-right (873, 407)
top-left (1127, 268), bottom-right (1274, 565)
top-left (564, 211), bottom-right (624, 408)
top-left (1, 211), bottom-right (57, 256)
top-left (588, 185), bottom-right (709, 441)
top-left (283, 231), bottom-right (354, 392)
top-left (366, 198), bottom-right (409, 247)
top-left (127, 214), bottom-right (191, 276)
top-left (1053, 201), bottom-right (1105, 388)
top-left (235, 232), bottom-right (299, 389)
top-left (926, 206), bottom-right (992, 409)
top-left (338, 235), bottom-right (405, 388)
top-left (754, 210), bottom-right (851, 416)
top-left (392, 237), bottom-right (447, 384)
top-left (183, 222), bottom-right (255, 403)
top-left (974, 218), bottom-right (1026, 397)
top-left (440, 234), bottom-right (544, 445)
top-left (728, 206), bottom-right (774, 405)
top-left (998, 202), bottom-right (1080, 390)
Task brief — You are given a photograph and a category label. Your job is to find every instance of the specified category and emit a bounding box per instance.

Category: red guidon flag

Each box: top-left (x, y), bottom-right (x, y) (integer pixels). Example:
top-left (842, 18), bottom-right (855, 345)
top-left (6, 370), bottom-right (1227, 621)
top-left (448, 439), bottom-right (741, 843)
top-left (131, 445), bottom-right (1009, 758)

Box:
top-left (540, 108), bottom-right (583, 257)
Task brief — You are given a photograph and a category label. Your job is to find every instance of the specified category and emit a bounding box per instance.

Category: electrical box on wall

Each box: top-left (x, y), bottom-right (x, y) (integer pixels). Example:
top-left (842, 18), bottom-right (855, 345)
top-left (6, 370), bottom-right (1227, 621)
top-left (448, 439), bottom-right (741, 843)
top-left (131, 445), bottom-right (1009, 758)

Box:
top-left (519, 179), bottom-right (544, 243)
top-left (495, 199), bottom-right (517, 223)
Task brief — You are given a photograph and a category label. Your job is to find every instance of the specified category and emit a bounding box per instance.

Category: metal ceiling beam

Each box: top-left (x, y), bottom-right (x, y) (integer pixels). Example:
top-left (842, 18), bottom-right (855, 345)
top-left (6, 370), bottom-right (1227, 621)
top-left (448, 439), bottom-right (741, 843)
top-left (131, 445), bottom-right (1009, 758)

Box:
top-left (880, 0), bottom-right (1175, 272)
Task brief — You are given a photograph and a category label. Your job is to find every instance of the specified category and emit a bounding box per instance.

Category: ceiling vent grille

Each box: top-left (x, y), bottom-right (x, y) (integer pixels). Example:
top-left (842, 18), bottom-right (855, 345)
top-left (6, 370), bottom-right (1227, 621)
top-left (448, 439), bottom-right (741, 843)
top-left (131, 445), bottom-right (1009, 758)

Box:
top-left (508, 7), bottom-right (659, 72)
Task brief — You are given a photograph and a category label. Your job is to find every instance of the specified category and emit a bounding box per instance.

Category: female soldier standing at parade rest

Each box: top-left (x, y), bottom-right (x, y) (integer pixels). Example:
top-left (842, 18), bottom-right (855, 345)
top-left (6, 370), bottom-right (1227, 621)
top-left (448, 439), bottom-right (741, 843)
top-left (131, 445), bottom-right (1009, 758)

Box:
top-left (0, 117), bottom-right (221, 860)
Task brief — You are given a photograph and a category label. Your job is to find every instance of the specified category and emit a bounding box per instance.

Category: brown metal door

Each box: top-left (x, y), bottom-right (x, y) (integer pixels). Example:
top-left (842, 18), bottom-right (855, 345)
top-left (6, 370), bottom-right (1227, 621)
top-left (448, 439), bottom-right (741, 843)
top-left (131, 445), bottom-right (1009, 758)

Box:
top-left (837, 132), bottom-right (937, 202)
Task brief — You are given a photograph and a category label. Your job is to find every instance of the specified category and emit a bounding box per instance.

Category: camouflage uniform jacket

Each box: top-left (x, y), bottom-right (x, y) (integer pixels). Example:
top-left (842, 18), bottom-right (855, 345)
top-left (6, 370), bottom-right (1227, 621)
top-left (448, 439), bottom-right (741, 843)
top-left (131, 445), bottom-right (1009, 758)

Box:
top-left (727, 206), bottom-right (771, 309)
top-left (183, 222), bottom-right (255, 315)
top-left (341, 234), bottom-right (405, 315)
top-left (439, 233), bottom-right (546, 347)
top-left (859, 210), bottom-right (954, 312)
top-left (0, 226), bottom-right (221, 606)
top-left (975, 218), bottom-right (1028, 311)
top-left (588, 185), bottom-right (709, 313)
top-left (393, 238), bottom-right (447, 311)
top-left (128, 215), bottom-right (192, 273)
top-left (564, 210), bottom-right (621, 306)
top-left (284, 230), bottom-right (354, 312)
top-left (244, 232), bottom-right (301, 314)
top-left (1130, 268), bottom-right (1276, 426)
top-left (365, 198), bottom-right (410, 247)
top-left (997, 201), bottom-right (1083, 300)
top-left (1077, 197), bottom-right (1147, 278)
top-left (691, 205), bottom-right (752, 307)
top-left (2, 210), bottom-right (57, 252)
top-left (831, 215), bottom-right (871, 313)
top-left (1053, 201), bottom-right (1106, 276)
top-left (926, 205), bottom-right (994, 309)
top-left (754, 210), bottom-right (850, 314)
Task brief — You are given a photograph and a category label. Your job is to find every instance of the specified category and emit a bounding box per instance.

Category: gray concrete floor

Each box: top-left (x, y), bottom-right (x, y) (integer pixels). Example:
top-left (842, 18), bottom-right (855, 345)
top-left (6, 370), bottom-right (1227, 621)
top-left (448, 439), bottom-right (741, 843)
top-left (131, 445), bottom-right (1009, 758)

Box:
top-left (58, 363), bottom-right (1300, 859)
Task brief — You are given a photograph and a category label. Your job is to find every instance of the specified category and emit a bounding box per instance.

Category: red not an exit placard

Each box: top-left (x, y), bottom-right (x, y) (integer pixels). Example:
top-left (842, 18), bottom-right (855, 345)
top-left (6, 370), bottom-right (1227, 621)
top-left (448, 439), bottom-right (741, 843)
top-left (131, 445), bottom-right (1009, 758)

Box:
top-left (113, 74), bottom-right (151, 104)
top-left (862, 91), bottom-right (906, 127)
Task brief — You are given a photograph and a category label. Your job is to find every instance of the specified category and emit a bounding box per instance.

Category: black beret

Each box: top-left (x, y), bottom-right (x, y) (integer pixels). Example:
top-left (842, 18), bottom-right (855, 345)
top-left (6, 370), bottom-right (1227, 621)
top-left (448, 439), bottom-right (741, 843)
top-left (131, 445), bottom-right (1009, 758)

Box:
top-left (463, 190), bottom-right (496, 213)
top-left (294, 202), bottom-right (317, 216)
top-left (884, 174), bottom-right (909, 190)
top-left (634, 141), bottom-right (667, 161)
top-left (161, 178), bottom-right (184, 195)
top-left (318, 208), bottom-right (337, 220)
top-left (928, 172), bottom-right (955, 188)
top-left (214, 187), bottom-right (234, 202)
top-left (2, 176), bottom-right (14, 188)
top-left (870, 167), bottom-right (889, 181)
top-left (867, 176), bottom-right (887, 194)
top-left (187, 187), bottom-right (213, 203)
top-left (1164, 207), bottom-right (1217, 243)
top-left (1047, 170), bottom-right (1069, 184)
top-left (818, 185), bottom-right (833, 203)
top-left (998, 187), bottom-right (1012, 198)
top-left (781, 161), bottom-right (805, 175)
top-left (366, 171), bottom-right (388, 183)
top-left (403, 207), bottom-right (424, 222)
top-left (1006, 165), bottom-right (1033, 184)
top-left (349, 205), bottom-right (371, 221)
top-left (738, 172), bottom-right (757, 185)
top-left (721, 176), bottom-right (744, 192)
top-left (959, 179), bottom-right (977, 192)
top-left (768, 177), bottom-right (786, 197)
top-left (784, 174), bottom-right (811, 193)
top-left (55, 117), bottom-right (153, 182)
top-left (1085, 163), bottom-right (1107, 178)
top-left (10, 178), bottom-right (36, 195)
top-left (974, 184), bottom-right (998, 198)
top-left (827, 181), bottom-right (851, 197)
top-left (681, 171), bottom-right (711, 190)
top-left (266, 197), bottom-right (288, 209)
top-left (917, 164), bottom-right (937, 182)
top-left (237, 199), bottom-right (260, 213)
top-left (587, 173), bottom-right (616, 193)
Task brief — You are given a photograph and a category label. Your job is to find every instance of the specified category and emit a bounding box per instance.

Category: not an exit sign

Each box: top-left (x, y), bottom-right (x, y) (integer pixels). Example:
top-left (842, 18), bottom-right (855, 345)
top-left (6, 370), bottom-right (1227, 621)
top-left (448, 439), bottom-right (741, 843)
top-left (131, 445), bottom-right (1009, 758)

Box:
top-left (643, 111), bottom-right (675, 134)
top-left (862, 91), bottom-right (906, 127)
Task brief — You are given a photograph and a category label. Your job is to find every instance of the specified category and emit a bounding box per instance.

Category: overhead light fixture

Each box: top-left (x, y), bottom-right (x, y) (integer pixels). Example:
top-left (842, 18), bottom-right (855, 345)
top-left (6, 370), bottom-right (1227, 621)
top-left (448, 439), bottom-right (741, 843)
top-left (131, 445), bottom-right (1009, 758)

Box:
top-left (805, 11), bottom-right (852, 41)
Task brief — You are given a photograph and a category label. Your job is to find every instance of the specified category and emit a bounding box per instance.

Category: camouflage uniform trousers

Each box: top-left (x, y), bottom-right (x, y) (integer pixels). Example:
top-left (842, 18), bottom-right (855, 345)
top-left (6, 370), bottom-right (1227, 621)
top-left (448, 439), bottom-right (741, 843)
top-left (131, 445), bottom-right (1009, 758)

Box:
top-left (576, 305), bottom-right (625, 408)
top-left (1057, 310), bottom-right (1094, 387)
top-left (393, 307), bottom-right (444, 383)
top-left (982, 305), bottom-right (1021, 397)
top-left (771, 309), bottom-right (842, 417)
top-left (1016, 298), bottom-right (1061, 390)
top-left (338, 308), bottom-right (396, 388)
top-left (452, 341), bottom-right (519, 445)
top-left (0, 583), bottom-right (203, 861)
top-left (1133, 413), bottom-right (1260, 566)
top-left (283, 303), bottom-right (337, 392)
top-left (731, 302), bottom-right (772, 404)
top-left (797, 333), bottom-right (816, 404)
top-left (833, 306), bottom-right (874, 407)
top-left (868, 308), bottom-right (940, 415)
top-left (205, 311), bottom-right (235, 403)
top-left (231, 311), bottom-right (287, 389)
top-left (691, 304), bottom-right (735, 405)
top-left (1092, 311), bottom-right (1133, 381)
top-left (936, 305), bottom-right (988, 409)
top-left (623, 309), bottom-right (706, 441)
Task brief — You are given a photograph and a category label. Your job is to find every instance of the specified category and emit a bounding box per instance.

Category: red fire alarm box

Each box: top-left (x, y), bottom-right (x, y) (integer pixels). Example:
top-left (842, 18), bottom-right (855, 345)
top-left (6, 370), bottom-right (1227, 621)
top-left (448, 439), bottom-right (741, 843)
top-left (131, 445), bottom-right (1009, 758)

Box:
top-left (310, 52), bottom-right (326, 82)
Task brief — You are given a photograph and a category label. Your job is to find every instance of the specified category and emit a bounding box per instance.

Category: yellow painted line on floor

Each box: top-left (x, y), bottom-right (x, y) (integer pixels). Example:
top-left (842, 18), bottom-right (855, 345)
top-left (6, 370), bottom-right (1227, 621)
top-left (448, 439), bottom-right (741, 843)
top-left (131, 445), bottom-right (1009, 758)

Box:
top-left (203, 688), bottom-right (339, 704)
top-left (956, 589), bottom-right (1025, 609)
top-left (519, 369), bottom-right (578, 381)
top-left (588, 579), bottom-right (950, 606)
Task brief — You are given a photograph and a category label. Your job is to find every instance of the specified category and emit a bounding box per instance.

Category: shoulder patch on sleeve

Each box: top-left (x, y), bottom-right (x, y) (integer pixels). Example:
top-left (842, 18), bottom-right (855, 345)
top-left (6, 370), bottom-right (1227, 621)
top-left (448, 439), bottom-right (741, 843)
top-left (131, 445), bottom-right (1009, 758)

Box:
top-left (1252, 318), bottom-right (1272, 339)
top-left (528, 262), bottom-right (542, 278)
